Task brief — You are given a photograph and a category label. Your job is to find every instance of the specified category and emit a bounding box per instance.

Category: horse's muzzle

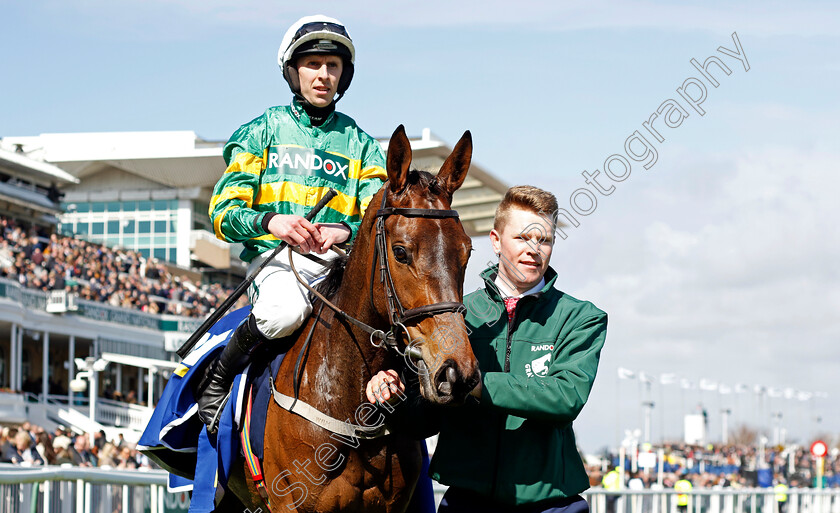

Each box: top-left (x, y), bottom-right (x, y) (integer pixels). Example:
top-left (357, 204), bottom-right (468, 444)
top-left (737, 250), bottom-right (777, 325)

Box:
top-left (419, 358), bottom-right (479, 405)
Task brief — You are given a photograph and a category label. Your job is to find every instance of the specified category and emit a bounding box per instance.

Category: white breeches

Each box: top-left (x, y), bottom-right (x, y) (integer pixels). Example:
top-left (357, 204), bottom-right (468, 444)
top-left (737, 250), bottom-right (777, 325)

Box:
top-left (247, 248), bottom-right (338, 340)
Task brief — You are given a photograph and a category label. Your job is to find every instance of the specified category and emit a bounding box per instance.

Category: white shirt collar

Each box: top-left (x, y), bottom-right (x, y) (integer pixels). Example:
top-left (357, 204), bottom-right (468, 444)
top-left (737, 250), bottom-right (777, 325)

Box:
top-left (494, 275), bottom-right (545, 299)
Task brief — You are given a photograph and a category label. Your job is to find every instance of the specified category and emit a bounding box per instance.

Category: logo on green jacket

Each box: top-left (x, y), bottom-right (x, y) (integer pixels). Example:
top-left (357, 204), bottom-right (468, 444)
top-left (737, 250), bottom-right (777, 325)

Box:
top-left (525, 353), bottom-right (551, 377)
top-left (266, 146), bottom-right (350, 186)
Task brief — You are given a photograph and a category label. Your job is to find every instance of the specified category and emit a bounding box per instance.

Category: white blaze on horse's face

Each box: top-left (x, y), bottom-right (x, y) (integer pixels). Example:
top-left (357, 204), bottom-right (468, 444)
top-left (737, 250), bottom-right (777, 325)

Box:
top-left (490, 207), bottom-right (554, 296)
top-left (383, 125), bottom-right (481, 405)
top-left (296, 54), bottom-right (342, 107)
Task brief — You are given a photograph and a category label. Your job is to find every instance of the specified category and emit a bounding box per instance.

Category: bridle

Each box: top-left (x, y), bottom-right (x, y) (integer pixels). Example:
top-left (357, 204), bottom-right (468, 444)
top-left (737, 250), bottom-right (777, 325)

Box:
top-left (368, 190), bottom-right (467, 351)
top-left (290, 185), bottom-right (467, 359)
top-left (277, 184), bottom-right (469, 441)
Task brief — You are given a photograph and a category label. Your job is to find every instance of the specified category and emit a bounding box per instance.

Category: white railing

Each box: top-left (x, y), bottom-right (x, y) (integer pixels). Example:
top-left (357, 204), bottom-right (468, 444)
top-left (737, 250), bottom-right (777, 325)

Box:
top-left (583, 488), bottom-right (840, 513)
top-left (42, 394), bottom-right (154, 432)
top-left (0, 464), bottom-right (185, 513)
top-left (94, 397), bottom-right (154, 431)
top-left (0, 392), bottom-right (27, 424)
top-left (2, 465), bottom-right (837, 513)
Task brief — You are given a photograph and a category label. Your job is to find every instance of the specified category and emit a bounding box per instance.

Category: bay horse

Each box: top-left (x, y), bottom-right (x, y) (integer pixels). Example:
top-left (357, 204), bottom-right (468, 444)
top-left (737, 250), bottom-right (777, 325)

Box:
top-left (222, 125), bottom-right (481, 512)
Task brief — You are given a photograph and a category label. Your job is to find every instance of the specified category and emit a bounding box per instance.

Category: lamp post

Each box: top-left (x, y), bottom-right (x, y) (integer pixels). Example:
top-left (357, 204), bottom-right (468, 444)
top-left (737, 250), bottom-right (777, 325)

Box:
top-left (721, 408), bottom-right (732, 445)
top-left (70, 357), bottom-right (108, 444)
top-left (772, 411), bottom-right (783, 446)
top-left (642, 400), bottom-right (655, 444)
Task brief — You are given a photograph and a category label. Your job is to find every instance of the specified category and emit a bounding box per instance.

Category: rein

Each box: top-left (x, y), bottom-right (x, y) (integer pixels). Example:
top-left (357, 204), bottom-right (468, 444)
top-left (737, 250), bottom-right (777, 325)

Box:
top-left (272, 189), bottom-right (466, 439)
top-left (289, 189), bottom-right (467, 359)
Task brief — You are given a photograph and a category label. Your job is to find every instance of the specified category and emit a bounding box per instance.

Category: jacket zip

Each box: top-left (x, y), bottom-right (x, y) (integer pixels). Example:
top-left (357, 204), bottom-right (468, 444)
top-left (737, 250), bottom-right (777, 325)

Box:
top-left (491, 296), bottom-right (521, 497)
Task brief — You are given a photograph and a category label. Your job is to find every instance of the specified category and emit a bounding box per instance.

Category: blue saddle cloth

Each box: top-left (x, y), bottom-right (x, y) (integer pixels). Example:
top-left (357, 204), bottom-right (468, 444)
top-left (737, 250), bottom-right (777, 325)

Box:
top-left (139, 305), bottom-right (435, 513)
top-left (139, 307), bottom-right (262, 512)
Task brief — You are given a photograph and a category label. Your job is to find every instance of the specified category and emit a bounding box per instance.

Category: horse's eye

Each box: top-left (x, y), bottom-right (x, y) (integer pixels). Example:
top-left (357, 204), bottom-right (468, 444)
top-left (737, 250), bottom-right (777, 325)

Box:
top-left (392, 245), bottom-right (410, 264)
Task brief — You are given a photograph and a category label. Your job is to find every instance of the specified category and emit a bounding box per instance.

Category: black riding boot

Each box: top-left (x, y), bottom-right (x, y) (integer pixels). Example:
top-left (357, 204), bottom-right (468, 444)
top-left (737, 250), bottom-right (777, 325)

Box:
top-left (196, 315), bottom-right (267, 433)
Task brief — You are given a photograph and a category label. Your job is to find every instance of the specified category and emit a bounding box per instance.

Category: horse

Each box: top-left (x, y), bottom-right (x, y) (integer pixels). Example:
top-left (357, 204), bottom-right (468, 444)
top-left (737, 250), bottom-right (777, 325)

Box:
top-left (222, 125), bottom-right (481, 512)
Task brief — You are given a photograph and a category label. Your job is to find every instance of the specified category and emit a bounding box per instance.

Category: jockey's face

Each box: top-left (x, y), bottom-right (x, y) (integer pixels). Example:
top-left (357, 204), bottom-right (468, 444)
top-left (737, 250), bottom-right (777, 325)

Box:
top-left (296, 54), bottom-right (343, 107)
top-left (490, 207), bottom-right (554, 296)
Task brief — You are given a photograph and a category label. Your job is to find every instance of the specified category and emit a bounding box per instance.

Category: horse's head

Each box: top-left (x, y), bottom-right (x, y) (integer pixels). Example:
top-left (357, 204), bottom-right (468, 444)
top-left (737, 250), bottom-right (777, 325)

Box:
top-left (374, 125), bottom-right (481, 405)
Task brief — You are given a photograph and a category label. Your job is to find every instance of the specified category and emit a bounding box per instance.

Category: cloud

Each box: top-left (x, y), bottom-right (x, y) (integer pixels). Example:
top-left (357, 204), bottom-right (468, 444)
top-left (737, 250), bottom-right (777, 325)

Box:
top-left (572, 142), bottom-right (840, 450)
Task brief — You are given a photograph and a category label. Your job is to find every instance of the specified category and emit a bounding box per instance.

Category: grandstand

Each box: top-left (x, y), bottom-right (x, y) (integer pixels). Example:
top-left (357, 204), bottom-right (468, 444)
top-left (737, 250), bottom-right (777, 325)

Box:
top-left (0, 129), bottom-right (508, 442)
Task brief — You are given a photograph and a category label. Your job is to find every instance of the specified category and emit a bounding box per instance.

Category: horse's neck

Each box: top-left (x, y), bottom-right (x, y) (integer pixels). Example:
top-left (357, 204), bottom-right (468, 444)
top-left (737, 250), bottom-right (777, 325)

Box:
top-left (303, 237), bottom-right (391, 418)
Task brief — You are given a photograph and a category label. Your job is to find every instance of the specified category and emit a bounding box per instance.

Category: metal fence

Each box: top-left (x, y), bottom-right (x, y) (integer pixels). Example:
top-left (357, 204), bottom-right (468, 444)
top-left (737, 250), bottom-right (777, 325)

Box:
top-left (583, 488), bottom-right (840, 513)
top-left (2, 465), bottom-right (839, 513)
top-left (0, 464), bottom-right (184, 513)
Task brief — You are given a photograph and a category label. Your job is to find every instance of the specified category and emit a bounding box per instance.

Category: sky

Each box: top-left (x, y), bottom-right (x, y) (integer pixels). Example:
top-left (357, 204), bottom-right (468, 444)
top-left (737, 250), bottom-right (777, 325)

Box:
top-left (3, 1), bottom-right (839, 454)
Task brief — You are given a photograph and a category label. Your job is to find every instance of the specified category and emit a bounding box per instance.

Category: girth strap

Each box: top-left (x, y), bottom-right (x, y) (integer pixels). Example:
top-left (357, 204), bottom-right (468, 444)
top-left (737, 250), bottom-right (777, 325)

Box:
top-left (241, 385), bottom-right (276, 513)
top-left (269, 377), bottom-right (392, 439)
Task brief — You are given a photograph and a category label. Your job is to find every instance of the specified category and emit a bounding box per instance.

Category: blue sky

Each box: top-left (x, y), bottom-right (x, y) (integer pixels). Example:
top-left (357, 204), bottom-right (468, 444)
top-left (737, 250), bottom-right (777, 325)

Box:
top-left (3, 1), bottom-right (840, 453)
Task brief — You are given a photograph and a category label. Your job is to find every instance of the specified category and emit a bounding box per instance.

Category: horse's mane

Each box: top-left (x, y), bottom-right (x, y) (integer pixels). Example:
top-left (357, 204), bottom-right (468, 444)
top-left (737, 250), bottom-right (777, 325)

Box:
top-left (313, 169), bottom-right (442, 299)
top-left (314, 252), bottom-right (348, 299)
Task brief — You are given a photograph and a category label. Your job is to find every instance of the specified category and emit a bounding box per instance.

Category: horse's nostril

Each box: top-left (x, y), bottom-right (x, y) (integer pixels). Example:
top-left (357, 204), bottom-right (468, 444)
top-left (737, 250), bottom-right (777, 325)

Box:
top-left (436, 365), bottom-right (458, 396)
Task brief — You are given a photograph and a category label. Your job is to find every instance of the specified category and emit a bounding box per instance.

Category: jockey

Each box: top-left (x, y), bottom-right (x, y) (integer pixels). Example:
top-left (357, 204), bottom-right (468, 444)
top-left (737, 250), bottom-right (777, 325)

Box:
top-left (197, 15), bottom-right (387, 433)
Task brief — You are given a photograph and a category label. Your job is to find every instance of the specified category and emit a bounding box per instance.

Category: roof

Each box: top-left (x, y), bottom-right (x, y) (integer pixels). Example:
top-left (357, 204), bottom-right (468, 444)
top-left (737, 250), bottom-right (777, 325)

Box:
top-left (0, 181), bottom-right (61, 214)
top-left (0, 146), bottom-right (79, 185)
top-left (2, 131), bottom-right (220, 189)
top-left (2, 129), bottom-right (508, 237)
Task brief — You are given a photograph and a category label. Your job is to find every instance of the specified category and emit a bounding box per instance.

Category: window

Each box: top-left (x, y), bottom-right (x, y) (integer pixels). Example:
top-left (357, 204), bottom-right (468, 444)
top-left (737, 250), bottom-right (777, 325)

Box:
top-left (92, 222), bottom-right (104, 235)
top-left (107, 220), bottom-right (120, 233)
top-left (139, 248), bottom-right (150, 258)
top-left (124, 220), bottom-right (135, 234)
top-left (107, 202), bottom-right (121, 212)
top-left (154, 220), bottom-right (167, 233)
top-left (169, 248), bottom-right (177, 262)
top-left (74, 203), bottom-right (90, 213)
top-left (153, 200), bottom-right (169, 211)
top-left (77, 223), bottom-right (89, 235)
top-left (154, 248), bottom-right (166, 260)
top-left (139, 221), bottom-right (151, 234)
top-left (91, 202), bottom-right (105, 213)
top-left (138, 200), bottom-right (153, 211)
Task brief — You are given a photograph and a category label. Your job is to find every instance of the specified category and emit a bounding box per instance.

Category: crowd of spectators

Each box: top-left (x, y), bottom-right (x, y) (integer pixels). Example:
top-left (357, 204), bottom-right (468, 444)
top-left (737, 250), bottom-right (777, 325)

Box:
top-left (0, 215), bottom-right (239, 318)
top-left (0, 421), bottom-right (151, 469)
top-left (589, 441), bottom-right (840, 490)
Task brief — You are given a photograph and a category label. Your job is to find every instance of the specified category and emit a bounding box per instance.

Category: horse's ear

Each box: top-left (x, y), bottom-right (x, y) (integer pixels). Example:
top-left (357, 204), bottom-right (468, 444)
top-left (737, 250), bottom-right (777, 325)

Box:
top-left (387, 125), bottom-right (412, 193)
top-left (436, 130), bottom-right (472, 195)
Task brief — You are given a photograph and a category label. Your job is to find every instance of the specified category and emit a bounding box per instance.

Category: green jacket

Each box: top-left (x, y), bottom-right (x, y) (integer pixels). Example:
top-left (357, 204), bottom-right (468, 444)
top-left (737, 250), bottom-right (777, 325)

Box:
top-left (429, 264), bottom-right (607, 506)
top-left (209, 99), bottom-right (387, 262)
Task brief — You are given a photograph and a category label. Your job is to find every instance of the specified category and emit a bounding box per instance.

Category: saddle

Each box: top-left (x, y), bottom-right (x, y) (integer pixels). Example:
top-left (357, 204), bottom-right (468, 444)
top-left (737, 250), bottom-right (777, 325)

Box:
top-left (138, 306), bottom-right (290, 490)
